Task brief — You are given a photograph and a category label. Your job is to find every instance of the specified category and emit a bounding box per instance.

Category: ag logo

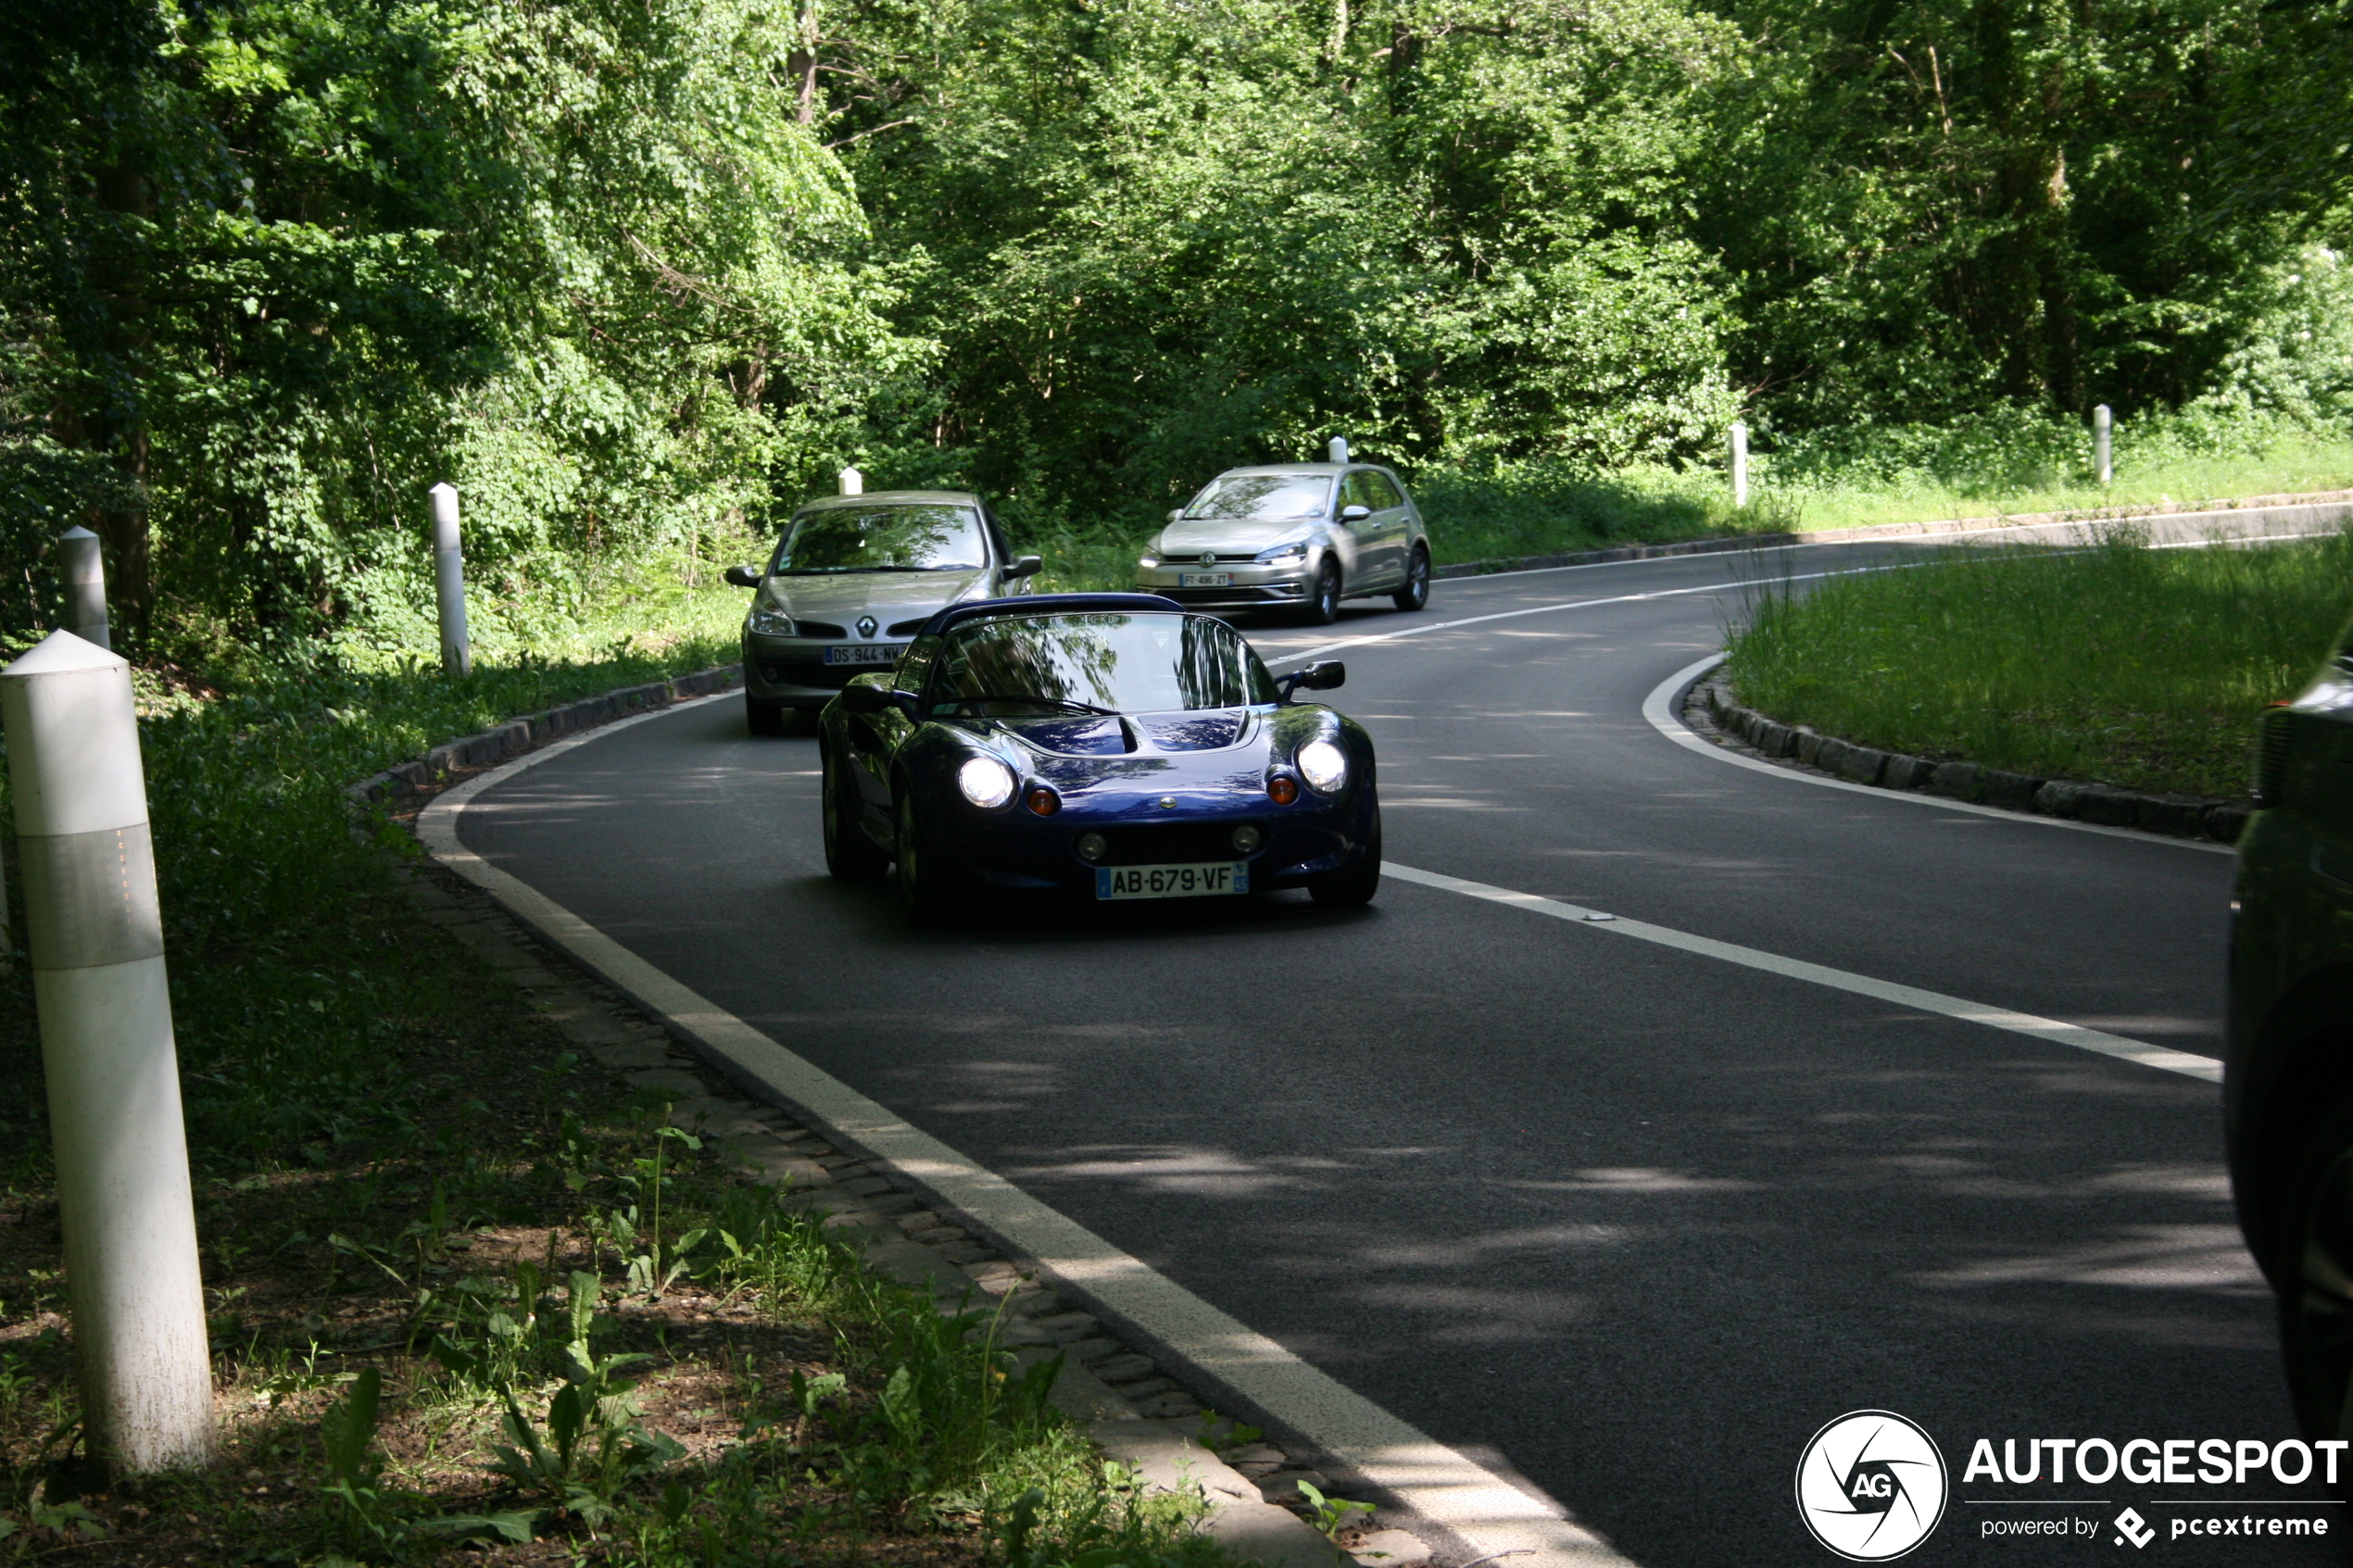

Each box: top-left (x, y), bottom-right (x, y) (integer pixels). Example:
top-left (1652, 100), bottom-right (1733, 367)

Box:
top-left (1795, 1411), bottom-right (1948, 1561)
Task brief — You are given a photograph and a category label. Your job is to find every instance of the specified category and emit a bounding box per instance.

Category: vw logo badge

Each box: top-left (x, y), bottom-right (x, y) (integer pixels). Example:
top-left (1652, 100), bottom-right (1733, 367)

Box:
top-left (1199, 551), bottom-right (1216, 568)
top-left (856, 616), bottom-right (878, 639)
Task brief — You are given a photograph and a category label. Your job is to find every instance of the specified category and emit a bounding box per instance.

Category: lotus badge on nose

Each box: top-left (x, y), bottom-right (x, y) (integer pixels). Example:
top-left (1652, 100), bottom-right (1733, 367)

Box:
top-left (856, 616), bottom-right (878, 638)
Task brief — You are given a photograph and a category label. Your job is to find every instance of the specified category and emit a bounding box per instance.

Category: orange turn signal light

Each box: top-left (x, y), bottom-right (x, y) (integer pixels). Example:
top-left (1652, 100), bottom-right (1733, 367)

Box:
top-left (1026, 786), bottom-right (1062, 816)
top-left (1266, 775), bottom-right (1300, 805)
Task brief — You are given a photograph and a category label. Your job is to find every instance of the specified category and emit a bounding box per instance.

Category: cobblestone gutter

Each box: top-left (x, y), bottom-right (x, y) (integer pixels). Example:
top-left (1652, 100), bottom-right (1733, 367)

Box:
top-left (1690, 673), bottom-right (2251, 846)
top-left (347, 671), bottom-right (1422, 1568)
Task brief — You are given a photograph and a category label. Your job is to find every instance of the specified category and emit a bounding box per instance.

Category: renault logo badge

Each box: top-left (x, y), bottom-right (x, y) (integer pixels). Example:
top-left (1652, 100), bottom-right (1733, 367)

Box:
top-left (1199, 551), bottom-right (1216, 568)
top-left (856, 616), bottom-right (878, 638)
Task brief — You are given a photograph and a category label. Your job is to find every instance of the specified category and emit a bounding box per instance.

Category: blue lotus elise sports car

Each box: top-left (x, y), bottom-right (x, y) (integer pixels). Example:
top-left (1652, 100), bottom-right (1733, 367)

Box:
top-left (817, 594), bottom-right (1380, 923)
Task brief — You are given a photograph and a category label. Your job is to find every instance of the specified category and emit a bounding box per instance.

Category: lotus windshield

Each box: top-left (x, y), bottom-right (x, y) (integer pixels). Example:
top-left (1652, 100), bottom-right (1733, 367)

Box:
top-left (771, 505), bottom-right (986, 573)
top-left (1180, 474), bottom-right (1332, 522)
top-left (930, 613), bottom-right (1278, 716)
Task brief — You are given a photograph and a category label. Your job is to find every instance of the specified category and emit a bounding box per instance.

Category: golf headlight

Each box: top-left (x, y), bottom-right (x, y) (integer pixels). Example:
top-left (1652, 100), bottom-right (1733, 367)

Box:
top-left (1296, 739), bottom-right (1348, 794)
top-left (747, 606), bottom-right (795, 635)
top-left (956, 757), bottom-right (1017, 809)
top-left (1256, 541), bottom-right (1309, 564)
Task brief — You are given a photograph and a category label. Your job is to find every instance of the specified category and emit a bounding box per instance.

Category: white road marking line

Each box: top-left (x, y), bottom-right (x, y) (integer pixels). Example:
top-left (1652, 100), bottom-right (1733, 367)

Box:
top-left (1381, 861), bottom-right (2222, 1084)
top-left (418, 716), bottom-right (1638, 1568)
top-left (1640, 654), bottom-right (2237, 856)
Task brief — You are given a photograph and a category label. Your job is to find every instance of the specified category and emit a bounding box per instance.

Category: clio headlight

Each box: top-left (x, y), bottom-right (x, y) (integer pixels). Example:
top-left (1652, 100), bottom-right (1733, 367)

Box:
top-left (1296, 739), bottom-right (1348, 794)
top-left (747, 606), bottom-right (796, 635)
top-left (956, 756), bottom-right (1017, 809)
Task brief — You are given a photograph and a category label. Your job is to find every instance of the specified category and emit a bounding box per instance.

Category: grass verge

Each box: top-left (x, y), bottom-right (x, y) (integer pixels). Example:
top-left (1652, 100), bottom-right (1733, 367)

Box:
top-left (1721, 525), bottom-right (2353, 799)
top-left (1022, 418), bottom-right (2353, 591)
top-left (0, 617), bottom-right (1253, 1563)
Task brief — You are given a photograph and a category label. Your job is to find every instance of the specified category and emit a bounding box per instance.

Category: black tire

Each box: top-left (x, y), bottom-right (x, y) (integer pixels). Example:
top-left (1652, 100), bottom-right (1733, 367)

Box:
top-left (1391, 545), bottom-right (1430, 611)
top-left (895, 790), bottom-right (962, 927)
top-left (822, 744), bottom-right (887, 881)
top-left (1304, 559), bottom-right (1341, 626)
top-left (746, 696), bottom-right (786, 736)
top-left (2280, 1077), bottom-right (2353, 1439)
top-left (1308, 814), bottom-right (1381, 908)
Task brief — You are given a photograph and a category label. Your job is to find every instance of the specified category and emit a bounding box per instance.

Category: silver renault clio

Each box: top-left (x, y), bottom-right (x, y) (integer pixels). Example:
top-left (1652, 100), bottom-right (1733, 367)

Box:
top-left (1133, 460), bottom-right (1432, 624)
top-left (724, 489), bottom-right (1040, 734)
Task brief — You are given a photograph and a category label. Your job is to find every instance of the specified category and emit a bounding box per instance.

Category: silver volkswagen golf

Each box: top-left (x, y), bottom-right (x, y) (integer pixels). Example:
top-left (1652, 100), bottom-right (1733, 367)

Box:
top-left (1133, 461), bottom-right (1432, 624)
top-left (725, 489), bottom-right (1040, 733)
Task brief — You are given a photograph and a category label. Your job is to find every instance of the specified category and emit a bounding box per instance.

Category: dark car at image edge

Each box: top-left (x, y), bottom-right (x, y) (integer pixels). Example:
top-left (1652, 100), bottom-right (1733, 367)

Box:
top-left (2226, 608), bottom-right (2353, 1437)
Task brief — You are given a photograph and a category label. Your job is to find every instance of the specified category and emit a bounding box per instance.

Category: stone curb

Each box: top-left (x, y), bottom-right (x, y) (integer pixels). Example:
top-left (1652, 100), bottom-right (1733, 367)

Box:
top-left (343, 663), bottom-right (745, 808)
top-left (395, 863), bottom-right (1365, 1566)
top-left (1691, 677), bottom-right (2250, 846)
top-left (1428, 488), bottom-right (2353, 582)
top-left (353, 668), bottom-right (1388, 1566)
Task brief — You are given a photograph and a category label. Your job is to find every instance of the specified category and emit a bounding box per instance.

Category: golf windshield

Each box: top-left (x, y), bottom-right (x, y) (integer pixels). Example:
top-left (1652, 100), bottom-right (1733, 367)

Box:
top-left (930, 613), bottom-right (1278, 715)
top-left (1180, 474), bottom-right (1333, 521)
top-left (770, 505), bottom-right (987, 573)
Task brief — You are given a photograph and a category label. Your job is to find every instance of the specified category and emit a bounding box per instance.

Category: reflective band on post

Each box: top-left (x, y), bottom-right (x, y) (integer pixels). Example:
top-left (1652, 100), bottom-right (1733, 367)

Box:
top-left (19, 824), bottom-right (165, 971)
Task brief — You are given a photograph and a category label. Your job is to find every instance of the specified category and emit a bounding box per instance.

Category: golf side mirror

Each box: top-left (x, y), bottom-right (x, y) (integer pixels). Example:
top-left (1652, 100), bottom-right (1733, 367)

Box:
top-left (724, 564), bottom-right (762, 588)
top-left (1339, 504), bottom-right (1372, 524)
top-left (1004, 555), bottom-right (1043, 579)
top-left (1278, 660), bottom-right (1346, 699)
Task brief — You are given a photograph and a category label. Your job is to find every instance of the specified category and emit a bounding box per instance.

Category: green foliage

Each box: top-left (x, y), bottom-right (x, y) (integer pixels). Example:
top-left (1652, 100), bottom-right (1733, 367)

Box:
top-left (9, 0), bottom-right (2353, 650)
top-left (1722, 526), bottom-right (2353, 797)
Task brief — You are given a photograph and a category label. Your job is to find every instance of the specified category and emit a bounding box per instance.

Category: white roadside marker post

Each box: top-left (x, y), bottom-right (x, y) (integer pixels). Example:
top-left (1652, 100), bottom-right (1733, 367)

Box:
top-left (2093, 404), bottom-right (2113, 486)
top-left (1327, 436), bottom-right (1350, 464)
top-left (1, 632), bottom-right (214, 1473)
top-left (1730, 420), bottom-right (1749, 509)
top-left (57, 528), bottom-right (110, 650)
top-left (838, 467), bottom-right (862, 496)
top-left (430, 483), bottom-right (471, 677)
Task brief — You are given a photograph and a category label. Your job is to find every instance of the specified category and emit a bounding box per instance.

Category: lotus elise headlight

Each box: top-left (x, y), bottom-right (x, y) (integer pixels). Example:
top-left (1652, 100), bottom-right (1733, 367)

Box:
top-left (1256, 541), bottom-right (1309, 564)
top-left (956, 756), bottom-right (1017, 809)
top-left (747, 606), bottom-right (795, 635)
top-left (1296, 739), bottom-right (1348, 794)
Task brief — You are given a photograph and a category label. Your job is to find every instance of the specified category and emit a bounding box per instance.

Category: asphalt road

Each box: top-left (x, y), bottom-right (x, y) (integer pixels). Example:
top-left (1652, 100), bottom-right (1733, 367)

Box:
top-left (458, 535), bottom-right (2324, 1566)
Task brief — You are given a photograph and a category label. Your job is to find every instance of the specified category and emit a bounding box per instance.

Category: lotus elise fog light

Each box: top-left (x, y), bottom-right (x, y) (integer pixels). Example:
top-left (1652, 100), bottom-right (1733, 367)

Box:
top-left (1296, 739), bottom-right (1348, 794)
top-left (957, 757), bottom-right (1016, 809)
top-left (1026, 786), bottom-right (1062, 816)
top-left (1076, 833), bottom-right (1107, 862)
top-left (1266, 775), bottom-right (1300, 805)
top-left (1232, 825), bottom-right (1262, 854)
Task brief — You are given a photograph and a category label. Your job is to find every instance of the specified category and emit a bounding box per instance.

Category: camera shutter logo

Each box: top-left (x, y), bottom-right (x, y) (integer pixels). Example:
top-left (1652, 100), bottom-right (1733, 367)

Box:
top-left (1795, 1411), bottom-right (1948, 1561)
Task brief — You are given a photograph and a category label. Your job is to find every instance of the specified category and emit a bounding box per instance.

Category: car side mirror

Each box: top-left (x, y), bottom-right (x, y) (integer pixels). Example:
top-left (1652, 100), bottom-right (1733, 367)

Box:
top-left (1339, 504), bottom-right (1371, 523)
top-left (1004, 555), bottom-right (1043, 579)
top-left (1168, 508), bottom-right (1184, 524)
top-left (724, 564), bottom-right (763, 588)
top-left (1278, 660), bottom-right (1346, 699)
top-left (840, 682), bottom-right (911, 718)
